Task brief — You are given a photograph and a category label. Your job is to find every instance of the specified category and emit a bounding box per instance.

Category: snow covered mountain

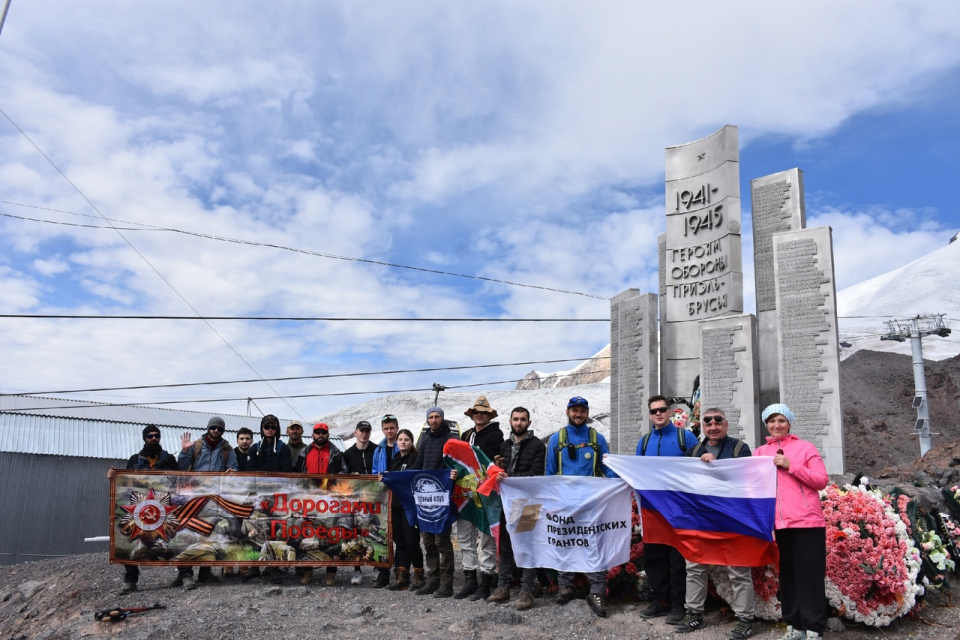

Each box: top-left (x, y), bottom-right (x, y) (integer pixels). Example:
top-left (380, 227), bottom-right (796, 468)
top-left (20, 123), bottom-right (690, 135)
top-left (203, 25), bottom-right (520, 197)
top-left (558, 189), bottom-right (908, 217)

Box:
top-left (316, 382), bottom-right (611, 444)
top-left (837, 236), bottom-right (960, 361)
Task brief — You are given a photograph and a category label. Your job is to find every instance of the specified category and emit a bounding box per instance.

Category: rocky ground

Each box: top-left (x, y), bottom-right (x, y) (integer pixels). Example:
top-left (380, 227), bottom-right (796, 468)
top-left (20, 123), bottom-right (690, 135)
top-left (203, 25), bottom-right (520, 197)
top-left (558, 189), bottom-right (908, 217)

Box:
top-left (4, 349), bottom-right (960, 640)
top-left (2, 550), bottom-right (960, 640)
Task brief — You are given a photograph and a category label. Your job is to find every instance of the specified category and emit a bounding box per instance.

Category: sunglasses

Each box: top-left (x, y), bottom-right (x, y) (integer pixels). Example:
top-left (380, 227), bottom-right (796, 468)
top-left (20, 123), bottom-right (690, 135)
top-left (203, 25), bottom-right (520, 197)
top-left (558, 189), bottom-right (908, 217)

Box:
top-left (208, 425), bottom-right (225, 433)
top-left (382, 414), bottom-right (397, 421)
top-left (650, 407), bottom-right (670, 414)
top-left (263, 425), bottom-right (278, 430)
top-left (144, 433), bottom-right (161, 440)
top-left (702, 416), bottom-right (725, 424)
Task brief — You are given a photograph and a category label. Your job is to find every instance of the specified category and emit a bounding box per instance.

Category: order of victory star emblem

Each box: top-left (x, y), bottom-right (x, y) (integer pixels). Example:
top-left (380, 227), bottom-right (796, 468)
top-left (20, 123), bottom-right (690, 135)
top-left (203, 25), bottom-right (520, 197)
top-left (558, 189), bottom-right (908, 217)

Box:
top-left (119, 489), bottom-right (180, 543)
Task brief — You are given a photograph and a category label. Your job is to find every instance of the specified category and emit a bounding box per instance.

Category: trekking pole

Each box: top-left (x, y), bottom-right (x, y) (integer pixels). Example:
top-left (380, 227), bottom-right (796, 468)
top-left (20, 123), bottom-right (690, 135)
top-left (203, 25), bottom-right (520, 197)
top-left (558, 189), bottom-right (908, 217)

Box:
top-left (95, 602), bottom-right (166, 622)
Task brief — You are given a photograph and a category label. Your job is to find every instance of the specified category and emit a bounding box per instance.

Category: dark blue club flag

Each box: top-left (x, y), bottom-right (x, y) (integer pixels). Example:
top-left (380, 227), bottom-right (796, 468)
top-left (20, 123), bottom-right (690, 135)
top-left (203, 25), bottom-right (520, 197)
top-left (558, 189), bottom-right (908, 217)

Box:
top-left (381, 469), bottom-right (457, 534)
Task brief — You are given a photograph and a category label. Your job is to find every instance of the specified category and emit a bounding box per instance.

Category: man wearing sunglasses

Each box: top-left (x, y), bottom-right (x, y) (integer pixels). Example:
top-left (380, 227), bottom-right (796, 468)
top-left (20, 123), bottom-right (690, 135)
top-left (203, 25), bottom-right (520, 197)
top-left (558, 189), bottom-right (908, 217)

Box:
top-left (638, 395), bottom-right (699, 625)
top-left (250, 414), bottom-right (293, 473)
top-left (675, 409), bottom-right (755, 639)
top-left (175, 416), bottom-right (239, 590)
top-left (107, 424), bottom-right (178, 594)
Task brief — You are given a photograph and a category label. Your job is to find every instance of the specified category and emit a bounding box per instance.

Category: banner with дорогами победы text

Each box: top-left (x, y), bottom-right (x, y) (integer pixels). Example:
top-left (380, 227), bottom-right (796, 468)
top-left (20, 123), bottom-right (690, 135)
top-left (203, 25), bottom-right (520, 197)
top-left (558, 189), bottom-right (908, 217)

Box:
top-left (110, 471), bottom-right (392, 568)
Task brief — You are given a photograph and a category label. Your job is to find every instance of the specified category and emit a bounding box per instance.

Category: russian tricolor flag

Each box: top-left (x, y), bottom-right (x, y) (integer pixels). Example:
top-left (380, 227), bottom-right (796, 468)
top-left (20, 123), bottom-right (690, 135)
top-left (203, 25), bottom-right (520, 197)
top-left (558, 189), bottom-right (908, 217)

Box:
top-left (606, 454), bottom-right (778, 567)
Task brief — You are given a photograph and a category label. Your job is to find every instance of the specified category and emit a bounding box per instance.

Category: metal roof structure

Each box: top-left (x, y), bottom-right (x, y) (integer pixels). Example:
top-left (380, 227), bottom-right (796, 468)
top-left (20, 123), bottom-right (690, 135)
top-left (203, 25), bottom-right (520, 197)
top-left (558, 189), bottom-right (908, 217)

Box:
top-left (0, 395), bottom-right (320, 460)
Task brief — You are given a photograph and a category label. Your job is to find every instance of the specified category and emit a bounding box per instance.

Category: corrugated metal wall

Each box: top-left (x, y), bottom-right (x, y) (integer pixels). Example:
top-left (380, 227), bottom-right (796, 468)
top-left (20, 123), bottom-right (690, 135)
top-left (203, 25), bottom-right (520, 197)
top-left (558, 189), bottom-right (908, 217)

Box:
top-left (0, 452), bottom-right (124, 565)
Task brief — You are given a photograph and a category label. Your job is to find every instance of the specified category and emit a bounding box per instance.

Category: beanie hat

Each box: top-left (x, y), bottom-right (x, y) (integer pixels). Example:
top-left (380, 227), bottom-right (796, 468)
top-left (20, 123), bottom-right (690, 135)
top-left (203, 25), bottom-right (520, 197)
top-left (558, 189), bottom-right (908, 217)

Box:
top-left (761, 403), bottom-right (795, 425)
top-left (142, 424), bottom-right (161, 441)
top-left (426, 406), bottom-right (444, 420)
top-left (207, 416), bottom-right (226, 430)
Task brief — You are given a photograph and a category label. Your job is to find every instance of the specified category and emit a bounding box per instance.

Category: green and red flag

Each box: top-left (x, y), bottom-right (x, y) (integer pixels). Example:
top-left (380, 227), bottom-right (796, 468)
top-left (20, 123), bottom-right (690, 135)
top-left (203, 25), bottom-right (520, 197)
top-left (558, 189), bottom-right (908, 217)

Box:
top-left (443, 439), bottom-right (502, 548)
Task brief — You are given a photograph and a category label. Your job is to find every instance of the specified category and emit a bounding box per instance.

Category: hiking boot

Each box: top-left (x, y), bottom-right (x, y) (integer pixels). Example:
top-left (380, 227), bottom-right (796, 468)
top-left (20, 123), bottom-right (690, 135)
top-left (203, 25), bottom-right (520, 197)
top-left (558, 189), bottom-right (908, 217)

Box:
top-left (454, 569), bottom-right (478, 599)
top-left (470, 571), bottom-right (495, 601)
top-left (325, 570), bottom-right (337, 586)
top-left (555, 585), bottom-right (575, 605)
top-left (386, 567), bottom-right (410, 591)
top-left (182, 576), bottom-right (196, 591)
top-left (299, 568), bottom-right (313, 586)
top-left (586, 593), bottom-right (606, 618)
top-left (515, 590), bottom-right (534, 611)
top-left (169, 575), bottom-right (184, 588)
top-left (409, 568), bottom-right (425, 591)
top-left (197, 568), bottom-right (220, 584)
top-left (434, 582), bottom-right (454, 598)
top-left (676, 611), bottom-right (705, 633)
top-left (487, 586), bottom-right (510, 603)
top-left (804, 632), bottom-right (821, 640)
top-left (374, 568), bottom-right (390, 588)
top-left (640, 600), bottom-right (671, 618)
top-left (416, 580), bottom-right (440, 596)
top-left (665, 605), bottom-right (686, 625)
top-left (729, 617), bottom-right (754, 639)
top-left (240, 567), bottom-right (260, 582)
top-left (351, 569), bottom-right (363, 585)
top-left (119, 582), bottom-right (137, 595)
top-left (780, 627), bottom-right (805, 640)
top-left (532, 580), bottom-right (543, 597)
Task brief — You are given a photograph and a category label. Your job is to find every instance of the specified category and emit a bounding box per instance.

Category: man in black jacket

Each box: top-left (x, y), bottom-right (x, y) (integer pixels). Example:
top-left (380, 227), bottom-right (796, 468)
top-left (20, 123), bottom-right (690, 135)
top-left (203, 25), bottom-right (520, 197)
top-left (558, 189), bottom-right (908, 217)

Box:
top-left (487, 407), bottom-right (545, 610)
top-left (106, 424), bottom-right (178, 594)
top-left (234, 427), bottom-right (255, 471)
top-left (454, 395), bottom-right (504, 600)
top-left (410, 406), bottom-right (457, 597)
top-left (250, 415), bottom-right (293, 473)
top-left (343, 420), bottom-right (379, 586)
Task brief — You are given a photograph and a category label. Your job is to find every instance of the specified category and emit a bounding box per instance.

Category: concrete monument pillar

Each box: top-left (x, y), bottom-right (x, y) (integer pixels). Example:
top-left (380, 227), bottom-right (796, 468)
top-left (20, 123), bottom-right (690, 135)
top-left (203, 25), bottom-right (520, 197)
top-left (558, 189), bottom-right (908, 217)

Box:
top-left (662, 125), bottom-right (744, 399)
top-left (772, 226), bottom-right (844, 474)
top-left (751, 169), bottom-right (806, 409)
top-left (699, 314), bottom-right (761, 449)
top-left (610, 289), bottom-right (659, 454)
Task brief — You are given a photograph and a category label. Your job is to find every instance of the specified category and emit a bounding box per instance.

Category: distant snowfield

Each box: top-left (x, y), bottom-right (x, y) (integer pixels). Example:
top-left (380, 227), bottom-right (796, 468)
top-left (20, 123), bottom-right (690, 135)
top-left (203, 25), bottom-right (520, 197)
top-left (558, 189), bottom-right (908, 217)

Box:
top-left (836, 239), bottom-right (959, 361)
top-left (317, 382), bottom-right (612, 444)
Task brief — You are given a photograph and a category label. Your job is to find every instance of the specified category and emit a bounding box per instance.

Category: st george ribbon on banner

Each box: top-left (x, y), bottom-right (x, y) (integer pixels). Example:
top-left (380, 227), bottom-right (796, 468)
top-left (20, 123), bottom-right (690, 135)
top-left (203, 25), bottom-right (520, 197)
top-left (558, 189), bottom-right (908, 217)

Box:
top-left (498, 476), bottom-right (632, 573)
top-left (381, 469), bottom-right (457, 535)
top-left (605, 454), bottom-right (778, 567)
top-left (111, 471), bottom-right (391, 567)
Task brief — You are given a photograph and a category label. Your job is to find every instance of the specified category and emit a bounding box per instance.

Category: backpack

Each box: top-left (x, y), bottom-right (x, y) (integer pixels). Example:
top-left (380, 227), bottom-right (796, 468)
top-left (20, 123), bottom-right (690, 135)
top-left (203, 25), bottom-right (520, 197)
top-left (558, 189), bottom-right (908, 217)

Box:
top-left (557, 426), bottom-right (602, 477)
top-left (640, 427), bottom-right (690, 456)
top-left (689, 438), bottom-right (746, 459)
top-left (190, 439), bottom-right (230, 471)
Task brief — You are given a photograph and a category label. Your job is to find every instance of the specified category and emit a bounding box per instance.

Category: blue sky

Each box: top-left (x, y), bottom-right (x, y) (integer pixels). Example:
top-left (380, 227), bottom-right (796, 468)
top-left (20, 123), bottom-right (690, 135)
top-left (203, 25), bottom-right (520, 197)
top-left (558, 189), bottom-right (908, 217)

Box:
top-left (1, 2), bottom-right (958, 423)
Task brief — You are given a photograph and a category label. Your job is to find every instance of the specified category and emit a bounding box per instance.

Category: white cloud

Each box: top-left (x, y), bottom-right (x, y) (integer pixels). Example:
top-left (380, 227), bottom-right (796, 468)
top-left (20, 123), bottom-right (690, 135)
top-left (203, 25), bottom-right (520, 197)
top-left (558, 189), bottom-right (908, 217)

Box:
top-left (31, 257), bottom-right (69, 276)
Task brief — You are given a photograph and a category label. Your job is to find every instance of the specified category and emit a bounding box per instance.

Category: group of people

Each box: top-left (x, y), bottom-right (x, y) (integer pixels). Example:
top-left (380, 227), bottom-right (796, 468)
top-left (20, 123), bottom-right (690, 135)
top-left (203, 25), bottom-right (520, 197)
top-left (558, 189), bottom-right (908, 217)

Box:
top-left (110, 394), bottom-right (830, 640)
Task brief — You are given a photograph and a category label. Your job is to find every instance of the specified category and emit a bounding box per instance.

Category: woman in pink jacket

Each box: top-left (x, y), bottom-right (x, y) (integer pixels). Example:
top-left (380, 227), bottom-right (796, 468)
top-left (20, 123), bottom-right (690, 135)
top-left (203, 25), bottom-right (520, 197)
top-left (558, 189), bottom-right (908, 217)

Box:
top-left (754, 403), bottom-right (829, 640)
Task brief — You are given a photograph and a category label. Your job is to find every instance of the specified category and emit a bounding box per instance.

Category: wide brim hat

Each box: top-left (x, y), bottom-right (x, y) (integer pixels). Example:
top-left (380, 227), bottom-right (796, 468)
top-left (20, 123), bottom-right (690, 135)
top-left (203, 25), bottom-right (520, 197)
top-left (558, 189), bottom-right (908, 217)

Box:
top-left (465, 395), bottom-right (498, 418)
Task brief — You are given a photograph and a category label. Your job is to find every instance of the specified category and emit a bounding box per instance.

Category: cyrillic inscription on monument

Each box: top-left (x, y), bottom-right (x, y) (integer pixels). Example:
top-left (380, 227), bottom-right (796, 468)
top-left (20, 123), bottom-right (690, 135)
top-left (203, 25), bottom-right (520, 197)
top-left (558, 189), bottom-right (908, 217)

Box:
top-left (701, 325), bottom-right (745, 438)
top-left (776, 238), bottom-right (832, 449)
top-left (753, 179), bottom-right (793, 312)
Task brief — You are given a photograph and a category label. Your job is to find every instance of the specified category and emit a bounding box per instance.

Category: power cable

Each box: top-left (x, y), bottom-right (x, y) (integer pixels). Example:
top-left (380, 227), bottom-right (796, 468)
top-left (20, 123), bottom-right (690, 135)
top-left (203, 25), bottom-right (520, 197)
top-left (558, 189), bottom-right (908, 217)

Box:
top-left (0, 108), bottom-right (306, 419)
top-left (0, 204), bottom-right (607, 300)
top-left (2, 368), bottom-right (611, 413)
top-left (0, 313), bottom-right (608, 321)
top-left (2, 356), bottom-right (610, 396)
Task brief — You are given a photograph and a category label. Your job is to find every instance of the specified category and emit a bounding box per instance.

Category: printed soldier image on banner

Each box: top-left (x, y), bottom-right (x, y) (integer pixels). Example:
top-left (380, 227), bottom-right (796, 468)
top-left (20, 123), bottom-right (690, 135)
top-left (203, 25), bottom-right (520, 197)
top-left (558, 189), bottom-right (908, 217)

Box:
top-left (110, 471), bottom-right (392, 568)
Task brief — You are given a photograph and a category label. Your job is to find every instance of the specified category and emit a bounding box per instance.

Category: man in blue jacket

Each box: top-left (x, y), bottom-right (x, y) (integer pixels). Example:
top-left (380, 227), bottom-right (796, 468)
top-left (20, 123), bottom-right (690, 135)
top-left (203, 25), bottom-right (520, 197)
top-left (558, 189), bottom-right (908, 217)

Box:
top-left (544, 396), bottom-right (617, 617)
top-left (637, 395), bottom-right (699, 624)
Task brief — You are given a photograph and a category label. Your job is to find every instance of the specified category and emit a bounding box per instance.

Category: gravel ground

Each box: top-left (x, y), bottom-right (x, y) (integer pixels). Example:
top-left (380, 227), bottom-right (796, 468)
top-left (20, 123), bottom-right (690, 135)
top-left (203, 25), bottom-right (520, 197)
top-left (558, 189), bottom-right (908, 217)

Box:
top-left (2, 552), bottom-right (959, 640)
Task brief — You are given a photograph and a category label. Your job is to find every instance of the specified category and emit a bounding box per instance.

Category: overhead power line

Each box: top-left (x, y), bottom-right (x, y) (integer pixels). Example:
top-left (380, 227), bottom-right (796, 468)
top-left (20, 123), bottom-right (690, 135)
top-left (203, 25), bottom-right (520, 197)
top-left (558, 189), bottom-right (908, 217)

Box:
top-left (2, 368), bottom-right (612, 413)
top-left (0, 314), bottom-right (608, 322)
top-left (0, 204), bottom-right (607, 300)
top-left (2, 356), bottom-right (611, 396)
top-left (0, 111), bottom-right (306, 418)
